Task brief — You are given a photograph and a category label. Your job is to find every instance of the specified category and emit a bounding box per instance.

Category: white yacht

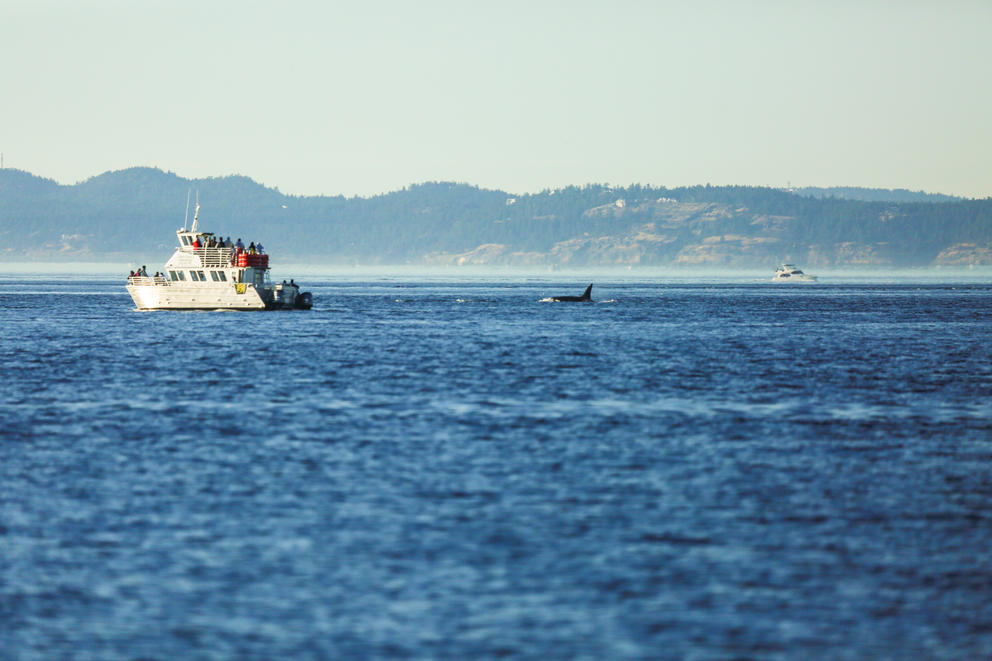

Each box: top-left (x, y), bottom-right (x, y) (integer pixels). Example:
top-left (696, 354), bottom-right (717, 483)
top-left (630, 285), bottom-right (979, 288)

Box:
top-left (772, 264), bottom-right (817, 282)
top-left (126, 204), bottom-right (312, 310)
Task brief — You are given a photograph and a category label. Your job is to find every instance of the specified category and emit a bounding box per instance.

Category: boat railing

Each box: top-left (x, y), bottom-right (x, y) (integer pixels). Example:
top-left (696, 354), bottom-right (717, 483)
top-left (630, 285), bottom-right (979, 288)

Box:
top-left (128, 275), bottom-right (169, 286)
top-left (187, 246), bottom-right (235, 267)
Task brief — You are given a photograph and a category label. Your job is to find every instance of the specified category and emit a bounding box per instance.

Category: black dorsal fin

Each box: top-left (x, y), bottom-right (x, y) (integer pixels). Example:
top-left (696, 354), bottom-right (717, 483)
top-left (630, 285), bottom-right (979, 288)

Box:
top-left (581, 284), bottom-right (593, 300)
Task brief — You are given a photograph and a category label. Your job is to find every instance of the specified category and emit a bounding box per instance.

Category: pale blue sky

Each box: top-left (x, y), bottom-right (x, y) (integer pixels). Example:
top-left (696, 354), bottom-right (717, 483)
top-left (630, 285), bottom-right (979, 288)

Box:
top-left (2, 0), bottom-right (990, 197)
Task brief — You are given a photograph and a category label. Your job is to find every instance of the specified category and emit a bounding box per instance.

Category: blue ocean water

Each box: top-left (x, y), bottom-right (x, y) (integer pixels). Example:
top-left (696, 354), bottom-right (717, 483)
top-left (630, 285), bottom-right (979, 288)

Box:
top-left (1, 275), bottom-right (991, 659)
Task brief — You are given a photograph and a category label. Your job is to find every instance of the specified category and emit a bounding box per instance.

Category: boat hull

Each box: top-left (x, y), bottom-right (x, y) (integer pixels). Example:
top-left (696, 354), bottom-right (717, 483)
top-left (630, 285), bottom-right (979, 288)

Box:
top-left (771, 276), bottom-right (817, 283)
top-left (127, 283), bottom-right (267, 310)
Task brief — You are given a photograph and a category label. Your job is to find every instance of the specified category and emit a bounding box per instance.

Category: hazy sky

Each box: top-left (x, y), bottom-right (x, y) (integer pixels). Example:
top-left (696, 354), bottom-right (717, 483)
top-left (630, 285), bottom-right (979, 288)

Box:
top-left (2, 0), bottom-right (990, 197)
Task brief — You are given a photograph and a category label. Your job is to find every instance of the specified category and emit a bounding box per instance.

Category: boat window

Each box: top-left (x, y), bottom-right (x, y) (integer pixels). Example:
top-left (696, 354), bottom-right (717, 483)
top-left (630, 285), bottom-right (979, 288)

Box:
top-left (189, 271), bottom-right (199, 281)
top-left (176, 271), bottom-right (186, 281)
top-left (181, 236), bottom-right (190, 246)
top-left (168, 270), bottom-right (178, 281)
top-left (197, 271), bottom-right (206, 281)
top-left (218, 271), bottom-right (227, 281)
top-left (210, 271), bottom-right (220, 281)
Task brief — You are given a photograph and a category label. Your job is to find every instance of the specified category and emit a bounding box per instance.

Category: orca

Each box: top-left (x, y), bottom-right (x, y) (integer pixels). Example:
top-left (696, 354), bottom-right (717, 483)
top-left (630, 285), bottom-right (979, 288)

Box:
top-left (551, 284), bottom-right (593, 302)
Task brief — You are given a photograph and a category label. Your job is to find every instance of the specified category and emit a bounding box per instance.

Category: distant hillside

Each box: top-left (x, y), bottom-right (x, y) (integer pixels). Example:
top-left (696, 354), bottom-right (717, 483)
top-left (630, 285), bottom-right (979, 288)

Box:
top-left (1, 167), bottom-right (990, 268)
top-left (788, 186), bottom-right (963, 203)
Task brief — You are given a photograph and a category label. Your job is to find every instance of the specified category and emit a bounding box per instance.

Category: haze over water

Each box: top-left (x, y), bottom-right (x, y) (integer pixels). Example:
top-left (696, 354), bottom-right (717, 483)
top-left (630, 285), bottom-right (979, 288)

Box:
top-left (2, 274), bottom-right (990, 658)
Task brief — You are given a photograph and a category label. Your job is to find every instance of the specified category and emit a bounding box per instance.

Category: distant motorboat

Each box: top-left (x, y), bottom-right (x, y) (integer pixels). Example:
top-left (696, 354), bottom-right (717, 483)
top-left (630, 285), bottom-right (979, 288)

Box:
top-left (772, 264), bottom-right (817, 282)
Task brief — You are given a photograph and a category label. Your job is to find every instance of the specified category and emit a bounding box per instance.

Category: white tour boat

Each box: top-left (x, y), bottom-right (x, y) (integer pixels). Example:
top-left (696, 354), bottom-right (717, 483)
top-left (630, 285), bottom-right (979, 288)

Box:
top-left (126, 204), bottom-right (313, 310)
top-left (772, 264), bottom-right (817, 282)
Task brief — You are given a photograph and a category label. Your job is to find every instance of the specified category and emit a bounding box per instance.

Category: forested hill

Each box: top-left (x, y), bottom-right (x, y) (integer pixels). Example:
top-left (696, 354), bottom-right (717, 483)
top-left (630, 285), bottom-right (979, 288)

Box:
top-left (1, 167), bottom-right (990, 268)
top-left (788, 186), bottom-right (963, 203)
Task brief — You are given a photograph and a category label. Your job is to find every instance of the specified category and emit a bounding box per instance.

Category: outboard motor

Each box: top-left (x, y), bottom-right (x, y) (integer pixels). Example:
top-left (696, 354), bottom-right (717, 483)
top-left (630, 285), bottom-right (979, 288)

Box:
top-left (294, 291), bottom-right (313, 310)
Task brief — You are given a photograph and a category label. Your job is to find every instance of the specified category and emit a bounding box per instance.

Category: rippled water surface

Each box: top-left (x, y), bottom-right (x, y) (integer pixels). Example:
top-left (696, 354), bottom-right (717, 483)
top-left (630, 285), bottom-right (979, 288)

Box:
top-left (2, 276), bottom-right (991, 659)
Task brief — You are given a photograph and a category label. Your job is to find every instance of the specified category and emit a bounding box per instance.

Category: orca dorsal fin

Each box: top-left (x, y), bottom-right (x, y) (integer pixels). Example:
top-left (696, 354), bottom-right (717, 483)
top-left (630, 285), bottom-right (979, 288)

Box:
top-left (581, 284), bottom-right (593, 300)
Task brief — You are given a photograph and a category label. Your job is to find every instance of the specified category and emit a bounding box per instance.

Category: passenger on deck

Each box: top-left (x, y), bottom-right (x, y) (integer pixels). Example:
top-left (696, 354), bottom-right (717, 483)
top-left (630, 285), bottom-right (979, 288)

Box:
top-left (248, 241), bottom-right (256, 254)
top-left (236, 238), bottom-right (245, 252)
top-left (140, 265), bottom-right (148, 276)
top-left (256, 242), bottom-right (264, 254)
top-left (192, 237), bottom-right (200, 250)
top-left (217, 237), bottom-right (226, 248)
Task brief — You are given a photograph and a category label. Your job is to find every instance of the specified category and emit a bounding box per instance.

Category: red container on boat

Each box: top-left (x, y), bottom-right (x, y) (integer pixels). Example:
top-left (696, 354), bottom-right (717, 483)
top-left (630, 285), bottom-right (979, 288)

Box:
top-left (236, 254), bottom-right (269, 268)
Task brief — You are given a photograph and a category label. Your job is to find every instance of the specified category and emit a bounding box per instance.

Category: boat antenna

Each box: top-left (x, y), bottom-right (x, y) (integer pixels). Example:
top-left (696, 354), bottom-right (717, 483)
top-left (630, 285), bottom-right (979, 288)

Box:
top-left (191, 191), bottom-right (200, 233)
top-left (183, 189), bottom-right (191, 231)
